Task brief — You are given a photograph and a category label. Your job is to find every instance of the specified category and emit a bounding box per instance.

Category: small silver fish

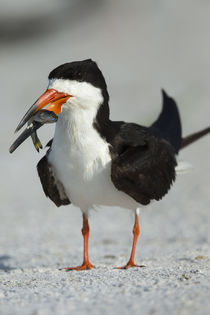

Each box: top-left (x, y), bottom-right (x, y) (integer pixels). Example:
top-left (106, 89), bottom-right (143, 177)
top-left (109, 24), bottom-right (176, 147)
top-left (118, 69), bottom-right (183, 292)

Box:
top-left (9, 110), bottom-right (57, 154)
top-left (28, 110), bottom-right (58, 152)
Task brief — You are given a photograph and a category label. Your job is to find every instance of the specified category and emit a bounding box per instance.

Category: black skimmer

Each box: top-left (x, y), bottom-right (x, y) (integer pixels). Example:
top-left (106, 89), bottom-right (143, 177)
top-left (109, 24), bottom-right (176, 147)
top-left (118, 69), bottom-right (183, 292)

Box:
top-left (10, 59), bottom-right (210, 270)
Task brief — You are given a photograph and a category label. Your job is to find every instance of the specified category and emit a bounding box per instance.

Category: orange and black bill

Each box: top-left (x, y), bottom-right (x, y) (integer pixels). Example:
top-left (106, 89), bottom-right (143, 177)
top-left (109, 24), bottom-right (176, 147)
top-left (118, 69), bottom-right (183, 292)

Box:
top-left (10, 89), bottom-right (71, 153)
top-left (15, 89), bottom-right (71, 132)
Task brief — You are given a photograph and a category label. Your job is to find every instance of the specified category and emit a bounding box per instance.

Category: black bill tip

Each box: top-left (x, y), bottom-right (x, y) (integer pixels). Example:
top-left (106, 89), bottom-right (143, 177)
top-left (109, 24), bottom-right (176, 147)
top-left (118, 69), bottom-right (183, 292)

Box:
top-left (15, 101), bottom-right (38, 133)
top-left (10, 122), bottom-right (42, 154)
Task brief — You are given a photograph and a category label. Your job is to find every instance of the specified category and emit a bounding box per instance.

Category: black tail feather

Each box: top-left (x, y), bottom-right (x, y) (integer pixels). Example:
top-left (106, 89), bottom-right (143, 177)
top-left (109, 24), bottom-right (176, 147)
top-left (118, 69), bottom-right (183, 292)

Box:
top-left (181, 127), bottom-right (210, 150)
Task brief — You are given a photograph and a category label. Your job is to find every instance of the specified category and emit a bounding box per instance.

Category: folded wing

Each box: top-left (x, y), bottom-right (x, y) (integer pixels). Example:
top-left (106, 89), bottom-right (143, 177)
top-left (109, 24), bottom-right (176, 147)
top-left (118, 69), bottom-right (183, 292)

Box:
top-left (37, 155), bottom-right (70, 207)
top-left (111, 124), bottom-right (177, 205)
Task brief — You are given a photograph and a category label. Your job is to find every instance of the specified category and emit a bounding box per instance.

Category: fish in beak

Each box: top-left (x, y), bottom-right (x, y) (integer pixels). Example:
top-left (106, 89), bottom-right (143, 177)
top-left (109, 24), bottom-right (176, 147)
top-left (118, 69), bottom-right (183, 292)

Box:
top-left (10, 89), bottom-right (71, 153)
top-left (15, 89), bottom-right (71, 132)
top-left (28, 110), bottom-right (59, 152)
top-left (9, 110), bottom-right (58, 153)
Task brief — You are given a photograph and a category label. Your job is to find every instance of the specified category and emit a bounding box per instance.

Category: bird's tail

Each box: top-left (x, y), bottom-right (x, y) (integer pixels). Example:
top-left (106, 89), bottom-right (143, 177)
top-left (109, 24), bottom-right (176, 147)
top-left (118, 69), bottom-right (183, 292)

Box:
top-left (181, 127), bottom-right (210, 150)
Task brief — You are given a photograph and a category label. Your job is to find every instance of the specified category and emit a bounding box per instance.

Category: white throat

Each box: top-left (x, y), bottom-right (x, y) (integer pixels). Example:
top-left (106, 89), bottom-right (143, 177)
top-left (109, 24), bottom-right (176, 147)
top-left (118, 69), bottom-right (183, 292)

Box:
top-left (60, 103), bottom-right (99, 143)
top-left (48, 94), bottom-right (111, 180)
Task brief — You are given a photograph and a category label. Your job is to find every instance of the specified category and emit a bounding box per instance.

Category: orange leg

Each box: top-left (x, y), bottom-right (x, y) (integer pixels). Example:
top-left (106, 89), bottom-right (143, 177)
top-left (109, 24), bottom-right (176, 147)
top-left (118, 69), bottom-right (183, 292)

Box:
top-left (65, 214), bottom-right (94, 271)
top-left (117, 210), bottom-right (145, 269)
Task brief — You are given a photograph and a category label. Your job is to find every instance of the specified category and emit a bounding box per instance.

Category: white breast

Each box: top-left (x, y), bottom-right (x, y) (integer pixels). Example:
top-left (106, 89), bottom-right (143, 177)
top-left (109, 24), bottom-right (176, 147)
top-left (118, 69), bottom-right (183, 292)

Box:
top-left (48, 105), bottom-right (139, 214)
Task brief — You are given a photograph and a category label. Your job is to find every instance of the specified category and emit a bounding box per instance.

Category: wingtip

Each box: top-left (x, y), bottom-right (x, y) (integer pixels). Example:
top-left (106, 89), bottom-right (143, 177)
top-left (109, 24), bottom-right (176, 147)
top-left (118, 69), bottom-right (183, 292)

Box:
top-left (161, 89), bottom-right (169, 99)
top-left (161, 89), bottom-right (176, 106)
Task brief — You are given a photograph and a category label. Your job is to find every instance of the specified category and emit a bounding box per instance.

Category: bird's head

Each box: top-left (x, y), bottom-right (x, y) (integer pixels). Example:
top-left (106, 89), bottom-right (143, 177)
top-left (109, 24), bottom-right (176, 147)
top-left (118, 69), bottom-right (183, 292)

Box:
top-left (15, 59), bottom-right (109, 132)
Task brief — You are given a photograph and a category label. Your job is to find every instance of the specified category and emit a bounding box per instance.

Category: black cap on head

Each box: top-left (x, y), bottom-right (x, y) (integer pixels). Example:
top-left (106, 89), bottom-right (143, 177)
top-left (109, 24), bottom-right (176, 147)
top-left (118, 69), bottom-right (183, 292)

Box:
top-left (49, 59), bottom-right (108, 92)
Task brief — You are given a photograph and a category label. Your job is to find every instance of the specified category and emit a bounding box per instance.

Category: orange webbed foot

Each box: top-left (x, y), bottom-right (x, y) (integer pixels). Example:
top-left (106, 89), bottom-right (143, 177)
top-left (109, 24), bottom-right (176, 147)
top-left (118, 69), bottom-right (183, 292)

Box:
top-left (64, 262), bottom-right (95, 271)
top-left (116, 261), bottom-right (145, 269)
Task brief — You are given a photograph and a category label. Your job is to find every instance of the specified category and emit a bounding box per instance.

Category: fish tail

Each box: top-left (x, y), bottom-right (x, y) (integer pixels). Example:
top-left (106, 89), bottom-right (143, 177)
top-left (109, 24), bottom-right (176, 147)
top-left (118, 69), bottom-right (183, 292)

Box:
top-left (34, 140), bottom-right (43, 152)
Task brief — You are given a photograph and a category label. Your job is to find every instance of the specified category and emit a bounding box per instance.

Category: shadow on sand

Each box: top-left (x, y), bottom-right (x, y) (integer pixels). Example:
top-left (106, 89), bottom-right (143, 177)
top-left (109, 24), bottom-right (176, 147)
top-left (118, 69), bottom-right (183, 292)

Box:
top-left (0, 255), bottom-right (15, 271)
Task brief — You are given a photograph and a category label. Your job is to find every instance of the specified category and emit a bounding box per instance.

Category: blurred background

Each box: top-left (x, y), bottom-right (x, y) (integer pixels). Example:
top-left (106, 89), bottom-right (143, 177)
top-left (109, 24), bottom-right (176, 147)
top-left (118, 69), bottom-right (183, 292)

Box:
top-left (0, 0), bottom-right (210, 300)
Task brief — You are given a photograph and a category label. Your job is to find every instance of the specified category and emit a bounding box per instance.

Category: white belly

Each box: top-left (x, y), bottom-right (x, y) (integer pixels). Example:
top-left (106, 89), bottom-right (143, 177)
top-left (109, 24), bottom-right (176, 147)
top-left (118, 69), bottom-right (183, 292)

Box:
top-left (47, 109), bottom-right (138, 213)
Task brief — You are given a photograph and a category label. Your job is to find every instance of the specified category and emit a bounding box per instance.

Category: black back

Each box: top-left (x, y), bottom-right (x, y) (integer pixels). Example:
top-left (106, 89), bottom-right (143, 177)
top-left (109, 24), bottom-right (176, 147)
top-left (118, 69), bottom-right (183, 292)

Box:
top-left (93, 87), bottom-right (180, 205)
top-left (110, 123), bottom-right (177, 205)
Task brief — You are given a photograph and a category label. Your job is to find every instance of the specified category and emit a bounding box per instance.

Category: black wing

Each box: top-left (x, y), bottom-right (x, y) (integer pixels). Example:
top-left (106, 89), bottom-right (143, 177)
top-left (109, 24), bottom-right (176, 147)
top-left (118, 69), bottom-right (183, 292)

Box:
top-left (37, 155), bottom-right (70, 207)
top-left (111, 124), bottom-right (177, 205)
top-left (150, 90), bottom-right (182, 153)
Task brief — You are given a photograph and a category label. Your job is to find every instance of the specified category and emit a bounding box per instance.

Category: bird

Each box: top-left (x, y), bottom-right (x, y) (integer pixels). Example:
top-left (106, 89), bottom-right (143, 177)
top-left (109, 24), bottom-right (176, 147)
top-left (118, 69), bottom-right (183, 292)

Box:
top-left (11, 59), bottom-right (210, 270)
